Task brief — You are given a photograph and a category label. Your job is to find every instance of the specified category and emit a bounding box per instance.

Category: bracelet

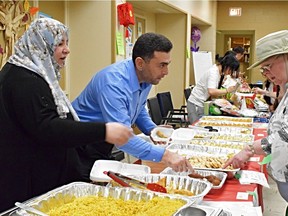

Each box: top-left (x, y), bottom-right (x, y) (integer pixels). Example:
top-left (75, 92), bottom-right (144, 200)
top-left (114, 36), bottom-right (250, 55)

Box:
top-left (244, 144), bottom-right (255, 156)
top-left (248, 144), bottom-right (255, 155)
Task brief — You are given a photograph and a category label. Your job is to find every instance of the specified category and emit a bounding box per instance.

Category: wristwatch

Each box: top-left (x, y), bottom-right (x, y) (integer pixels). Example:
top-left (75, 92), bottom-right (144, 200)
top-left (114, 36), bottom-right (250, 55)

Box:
top-left (261, 138), bottom-right (271, 155)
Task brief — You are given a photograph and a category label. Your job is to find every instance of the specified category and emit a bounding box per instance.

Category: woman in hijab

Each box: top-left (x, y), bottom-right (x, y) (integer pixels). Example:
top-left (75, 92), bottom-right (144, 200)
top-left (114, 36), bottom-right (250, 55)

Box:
top-left (0, 18), bottom-right (132, 212)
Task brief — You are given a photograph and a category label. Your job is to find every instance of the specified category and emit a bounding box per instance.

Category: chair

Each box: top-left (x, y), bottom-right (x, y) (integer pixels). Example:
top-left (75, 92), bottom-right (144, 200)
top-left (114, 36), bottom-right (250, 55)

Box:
top-left (184, 85), bottom-right (195, 101)
top-left (156, 92), bottom-right (189, 127)
top-left (184, 88), bottom-right (192, 101)
top-left (147, 97), bottom-right (183, 128)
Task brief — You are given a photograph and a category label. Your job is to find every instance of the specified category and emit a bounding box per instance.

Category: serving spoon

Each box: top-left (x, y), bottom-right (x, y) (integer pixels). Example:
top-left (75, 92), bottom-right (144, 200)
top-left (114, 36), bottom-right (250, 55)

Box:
top-left (15, 202), bottom-right (48, 216)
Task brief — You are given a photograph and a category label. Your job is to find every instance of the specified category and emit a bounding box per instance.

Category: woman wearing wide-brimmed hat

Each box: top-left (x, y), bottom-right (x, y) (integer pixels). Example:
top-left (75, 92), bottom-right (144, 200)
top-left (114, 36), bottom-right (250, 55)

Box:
top-left (223, 30), bottom-right (288, 203)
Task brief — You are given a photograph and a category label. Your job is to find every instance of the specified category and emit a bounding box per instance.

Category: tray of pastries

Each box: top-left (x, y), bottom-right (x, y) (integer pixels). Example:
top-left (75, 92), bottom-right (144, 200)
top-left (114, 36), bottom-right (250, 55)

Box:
top-left (192, 131), bottom-right (254, 143)
top-left (195, 120), bottom-right (253, 128)
top-left (199, 116), bottom-right (253, 123)
top-left (166, 143), bottom-right (239, 172)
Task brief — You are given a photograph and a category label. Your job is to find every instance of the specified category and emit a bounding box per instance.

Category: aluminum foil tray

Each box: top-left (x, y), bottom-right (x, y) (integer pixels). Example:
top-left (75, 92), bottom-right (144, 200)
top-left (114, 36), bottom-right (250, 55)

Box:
top-left (166, 143), bottom-right (240, 172)
top-left (199, 116), bottom-right (253, 123)
top-left (167, 143), bottom-right (240, 155)
top-left (192, 131), bottom-right (254, 143)
top-left (160, 167), bottom-right (228, 189)
top-left (189, 139), bottom-right (246, 151)
top-left (195, 125), bottom-right (253, 135)
top-left (126, 174), bottom-right (212, 204)
top-left (12, 182), bottom-right (193, 216)
top-left (195, 120), bottom-right (253, 128)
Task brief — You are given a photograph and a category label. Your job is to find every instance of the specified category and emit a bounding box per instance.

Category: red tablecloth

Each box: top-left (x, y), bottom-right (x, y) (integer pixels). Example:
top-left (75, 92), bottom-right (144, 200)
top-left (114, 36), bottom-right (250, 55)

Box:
top-left (204, 125), bottom-right (268, 211)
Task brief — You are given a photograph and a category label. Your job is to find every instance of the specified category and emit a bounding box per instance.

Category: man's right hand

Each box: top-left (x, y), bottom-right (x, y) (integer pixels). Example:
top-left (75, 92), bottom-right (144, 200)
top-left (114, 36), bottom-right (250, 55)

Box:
top-left (105, 122), bottom-right (133, 146)
top-left (161, 150), bottom-right (194, 173)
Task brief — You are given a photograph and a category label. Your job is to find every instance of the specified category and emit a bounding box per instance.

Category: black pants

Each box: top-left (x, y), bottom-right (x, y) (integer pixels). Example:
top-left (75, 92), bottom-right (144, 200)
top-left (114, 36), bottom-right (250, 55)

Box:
top-left (76, 141), bottom-right (114, 182)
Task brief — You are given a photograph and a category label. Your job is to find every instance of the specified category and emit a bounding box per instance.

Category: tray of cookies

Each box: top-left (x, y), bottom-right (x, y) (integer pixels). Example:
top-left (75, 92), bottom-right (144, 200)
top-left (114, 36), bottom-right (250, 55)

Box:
top-left (199, 116), bottom-right (253, 123)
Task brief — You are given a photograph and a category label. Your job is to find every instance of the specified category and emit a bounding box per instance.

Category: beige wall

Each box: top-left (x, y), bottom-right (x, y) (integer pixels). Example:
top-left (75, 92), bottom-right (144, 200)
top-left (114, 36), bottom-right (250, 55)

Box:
top-left (36, 0), bottom-right (217, 108)
top-left (155, 13), bottom-right (187, 107)
top-left (217, 1), bottom-right (288, 83)
top-left (67, 1), bottom-right (113, 100)
top-left (38, 1), bottom-right (66, 90)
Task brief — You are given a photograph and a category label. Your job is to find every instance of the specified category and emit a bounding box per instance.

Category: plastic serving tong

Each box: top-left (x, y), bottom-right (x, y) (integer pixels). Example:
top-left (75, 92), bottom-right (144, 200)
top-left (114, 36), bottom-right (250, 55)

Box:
top-left (104, 171), bottom-right (167, 193)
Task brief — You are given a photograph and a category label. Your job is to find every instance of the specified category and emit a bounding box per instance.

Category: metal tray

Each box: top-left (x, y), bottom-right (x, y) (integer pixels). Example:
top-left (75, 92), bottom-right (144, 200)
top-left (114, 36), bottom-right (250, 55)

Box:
top-left (192, 131), bottom-right (254, 143)
top-left (124, 174), bottom-right (212, 203)
top-left (199, 116), bottom-right (253, 123)
top-left (193, 125), bottom-right (253, 135)
top-left (195, 121), bottom-right (253, 128)
top-left (160, 168), bottom-right (228, 189)
top-left (166, 143), bottom-right (240, 172)
top-left (167, 143), bottom-right (240, 155)
top-left (11, 182), bottom-right (193, 216)
top-left (189, 139), bottom-right (246, 151)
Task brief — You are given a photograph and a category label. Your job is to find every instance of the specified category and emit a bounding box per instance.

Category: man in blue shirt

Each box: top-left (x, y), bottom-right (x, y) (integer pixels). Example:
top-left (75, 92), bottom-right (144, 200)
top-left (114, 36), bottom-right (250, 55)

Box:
top-left (72, 33), bottom-right (193, 180)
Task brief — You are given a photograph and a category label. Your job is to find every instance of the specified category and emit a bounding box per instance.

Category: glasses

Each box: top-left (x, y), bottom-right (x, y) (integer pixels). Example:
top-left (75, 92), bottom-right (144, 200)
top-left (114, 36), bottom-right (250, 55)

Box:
top-left (259, 56), bottom-right (279, 75)
top-left (259, 64), bottom-right (272, 75)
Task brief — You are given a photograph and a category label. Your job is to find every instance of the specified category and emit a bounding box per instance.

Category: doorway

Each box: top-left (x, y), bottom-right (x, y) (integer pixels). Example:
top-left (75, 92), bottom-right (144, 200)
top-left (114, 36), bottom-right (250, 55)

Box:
top-left (216, 30), bottom-right (254, 83)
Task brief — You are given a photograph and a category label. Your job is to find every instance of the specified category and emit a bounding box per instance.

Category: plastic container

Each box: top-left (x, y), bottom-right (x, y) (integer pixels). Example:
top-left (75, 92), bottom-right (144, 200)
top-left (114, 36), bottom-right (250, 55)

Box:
top-left (90, 160), bottom-right (151, 182)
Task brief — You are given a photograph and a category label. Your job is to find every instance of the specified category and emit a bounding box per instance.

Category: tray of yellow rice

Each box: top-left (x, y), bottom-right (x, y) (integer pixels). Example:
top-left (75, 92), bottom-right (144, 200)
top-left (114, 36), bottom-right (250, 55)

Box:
top-left (116, 174), bottom-right (213, 203)
top-left (11, 182), bottom-right (193, 216)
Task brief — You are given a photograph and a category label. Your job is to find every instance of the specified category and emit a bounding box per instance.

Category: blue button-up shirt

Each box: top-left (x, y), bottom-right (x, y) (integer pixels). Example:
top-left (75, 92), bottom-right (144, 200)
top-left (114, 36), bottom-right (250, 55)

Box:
top-left (72, 59), bottom-right (165, 162)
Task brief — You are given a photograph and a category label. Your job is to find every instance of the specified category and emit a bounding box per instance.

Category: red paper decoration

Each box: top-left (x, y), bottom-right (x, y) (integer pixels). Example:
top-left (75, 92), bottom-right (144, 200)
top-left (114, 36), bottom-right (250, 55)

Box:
top-left (117, 3), bottom-right (135, 27)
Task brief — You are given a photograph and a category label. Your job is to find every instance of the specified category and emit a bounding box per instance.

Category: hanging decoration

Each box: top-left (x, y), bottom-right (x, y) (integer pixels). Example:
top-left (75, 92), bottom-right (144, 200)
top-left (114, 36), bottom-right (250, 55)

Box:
top-left (0, 0), bottom-right (36, 69)
top-left (191, 26), bottom-right (201, 52)
top-left (117, 2), bottom-right (135, 38)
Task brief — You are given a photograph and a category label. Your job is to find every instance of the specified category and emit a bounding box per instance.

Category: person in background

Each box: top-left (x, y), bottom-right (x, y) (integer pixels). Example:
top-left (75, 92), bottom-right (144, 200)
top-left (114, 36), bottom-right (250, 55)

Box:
top-left (186, 54), bottom-right (240, 124)
top-left (72, 32), bottom-right (193, 181)
top-left (253, 77), bottom-right (281, 112)
top-left (223, 30), bottom-right (288, 204)
top-left (232, 46), bottom-right (245, 61)
top-left (0, 18), bottom-right (132, 212)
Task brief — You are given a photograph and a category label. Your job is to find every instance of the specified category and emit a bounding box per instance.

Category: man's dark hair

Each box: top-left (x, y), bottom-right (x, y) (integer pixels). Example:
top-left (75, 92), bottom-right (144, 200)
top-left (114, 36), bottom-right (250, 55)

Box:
top-left (232, 46), bottom-right (244, 55)
top-left (132, 32), bottom-right (173, 65)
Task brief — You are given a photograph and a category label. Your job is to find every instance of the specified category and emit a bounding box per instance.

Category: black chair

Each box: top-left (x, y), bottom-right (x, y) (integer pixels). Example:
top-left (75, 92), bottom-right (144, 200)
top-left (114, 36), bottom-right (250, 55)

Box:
top-left (156, 92), bottom-right (189, 127)
top-left (184, 88), bottom-right (192, 101)
top-left (147, 97), bottom-right (183, 128)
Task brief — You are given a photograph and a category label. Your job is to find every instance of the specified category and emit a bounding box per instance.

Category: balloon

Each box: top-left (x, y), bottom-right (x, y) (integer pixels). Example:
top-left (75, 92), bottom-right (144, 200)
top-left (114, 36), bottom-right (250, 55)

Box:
top-left (191, 26), bottom-right (201, 52)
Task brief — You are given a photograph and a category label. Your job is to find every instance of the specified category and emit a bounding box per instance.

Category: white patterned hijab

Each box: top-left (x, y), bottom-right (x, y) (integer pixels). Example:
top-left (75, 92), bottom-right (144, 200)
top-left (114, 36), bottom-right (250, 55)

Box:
top-left (8, 18), bottom-right (79, 121)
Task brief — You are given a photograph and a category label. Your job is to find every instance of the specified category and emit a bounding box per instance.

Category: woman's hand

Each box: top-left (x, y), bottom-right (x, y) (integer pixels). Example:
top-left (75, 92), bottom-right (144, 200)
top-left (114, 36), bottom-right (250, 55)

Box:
top-left (222, 147), bottom-right (252, 169)
top-left (105, 122), bottom-right (133, 146)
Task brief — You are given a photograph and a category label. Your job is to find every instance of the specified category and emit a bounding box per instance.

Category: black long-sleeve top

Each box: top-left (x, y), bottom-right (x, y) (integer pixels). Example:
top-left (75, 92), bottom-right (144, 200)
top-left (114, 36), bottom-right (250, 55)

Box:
top-left (0, 63), bottom-right (106, 212)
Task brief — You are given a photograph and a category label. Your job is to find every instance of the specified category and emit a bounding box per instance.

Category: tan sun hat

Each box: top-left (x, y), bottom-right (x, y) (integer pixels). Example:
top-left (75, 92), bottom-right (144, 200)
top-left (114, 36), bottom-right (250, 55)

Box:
top-left (248, 30), bottom-right (288, 70)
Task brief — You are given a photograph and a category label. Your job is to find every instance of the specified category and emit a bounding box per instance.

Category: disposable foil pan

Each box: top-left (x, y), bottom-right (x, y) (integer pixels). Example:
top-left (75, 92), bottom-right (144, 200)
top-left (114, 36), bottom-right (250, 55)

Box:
top-left (125, 174), bottom-right (212, 204)
top-left (195, 121), bottom-right (253, 128)
top-left (199, 116), bottom-right (253, 123)
top-left (11, 182), bottom-right (193, 216)
top-left (160, 167), bottom-right (228, 189)
top-left (189, 139), bottom-right (246, 151)
top-left (167, 143), bottom-right (240, 155)
top-left (166, 143), bottom-right (240, 172)
top-left (192, 131), bottom-right (254, 143)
